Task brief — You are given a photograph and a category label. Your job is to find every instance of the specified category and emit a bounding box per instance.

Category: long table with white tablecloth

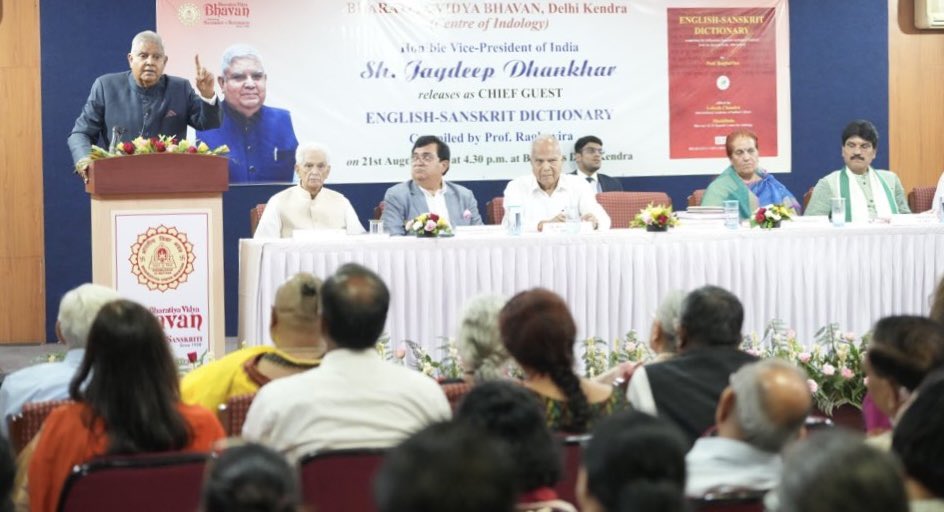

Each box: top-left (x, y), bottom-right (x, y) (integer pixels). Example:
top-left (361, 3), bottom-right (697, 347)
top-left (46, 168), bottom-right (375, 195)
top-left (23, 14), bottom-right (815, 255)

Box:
top-left (239, 218), bottom-right (944, 357)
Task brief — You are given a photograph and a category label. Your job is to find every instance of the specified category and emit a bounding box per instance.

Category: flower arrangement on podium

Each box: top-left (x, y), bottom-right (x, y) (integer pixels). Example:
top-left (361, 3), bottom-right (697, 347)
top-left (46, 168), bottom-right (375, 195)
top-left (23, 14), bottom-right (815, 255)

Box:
top-left (75, 135), bottom-right (229, 173)
top-left (751, 203), bottom-right (795, 229)
top-left (630, 203), bottom-right (678, 231)
top-left (406, 212), bottom-right (453, 237)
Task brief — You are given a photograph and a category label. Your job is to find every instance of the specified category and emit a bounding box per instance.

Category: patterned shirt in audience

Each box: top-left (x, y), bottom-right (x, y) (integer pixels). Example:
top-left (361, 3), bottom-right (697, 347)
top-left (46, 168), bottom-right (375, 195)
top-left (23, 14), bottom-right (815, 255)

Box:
top-left (530, 388), bottom-right (628, 433)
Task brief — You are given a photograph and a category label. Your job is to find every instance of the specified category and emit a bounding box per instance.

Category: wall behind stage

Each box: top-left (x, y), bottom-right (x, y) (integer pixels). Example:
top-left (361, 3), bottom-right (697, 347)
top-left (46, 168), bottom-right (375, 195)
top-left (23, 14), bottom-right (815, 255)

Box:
top-left (40, 0), bottom-right (889, 341)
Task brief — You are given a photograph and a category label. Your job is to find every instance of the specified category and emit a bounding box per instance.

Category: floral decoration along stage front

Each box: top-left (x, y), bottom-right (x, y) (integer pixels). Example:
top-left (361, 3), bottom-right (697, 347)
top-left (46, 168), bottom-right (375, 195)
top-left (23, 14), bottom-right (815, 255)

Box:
top-left (406, 212), bottom-right (453, 237)
top-left (751, 203), bottom-right (796, 229)
top-left (74, 135), bottom-right (229, 173)
top-left (630, 203), bottom-right (678, 231)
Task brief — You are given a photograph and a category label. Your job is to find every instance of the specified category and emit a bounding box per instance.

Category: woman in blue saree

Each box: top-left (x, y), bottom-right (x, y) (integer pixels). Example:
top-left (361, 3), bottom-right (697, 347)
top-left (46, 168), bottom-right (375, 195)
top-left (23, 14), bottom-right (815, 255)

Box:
top-left (701, 130), bottom-right (801, 219)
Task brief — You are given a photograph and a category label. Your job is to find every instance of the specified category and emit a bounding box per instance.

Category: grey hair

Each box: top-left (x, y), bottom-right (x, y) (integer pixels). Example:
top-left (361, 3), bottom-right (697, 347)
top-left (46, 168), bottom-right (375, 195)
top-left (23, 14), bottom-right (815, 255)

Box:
top-left (653, 290), bottom-right (685, 352)
top-left (295, 142), bottom-right (331, 166)
top-left (457, 295), bottom-right (509, 381)
top-left (130, 31), bottom-right (164, 53)
top-left (57, 284), bottom-right (121, 349)
top-left (530, 134), bottom-right (561, 155)
top-left (778, 430), bottom-right (907, 512)
top-left (220, 43), bottom-right (265, 74)
top-left (730, 358), bottom-right (809, 452)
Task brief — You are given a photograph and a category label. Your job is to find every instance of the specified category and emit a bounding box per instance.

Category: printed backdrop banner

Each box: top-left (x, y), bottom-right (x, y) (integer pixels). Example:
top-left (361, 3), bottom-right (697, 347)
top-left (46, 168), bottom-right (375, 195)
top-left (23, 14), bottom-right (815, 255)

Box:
top-left (114, 211), bottom-right (211, 363)
top-left (157, 0), bottom-right (790, 183)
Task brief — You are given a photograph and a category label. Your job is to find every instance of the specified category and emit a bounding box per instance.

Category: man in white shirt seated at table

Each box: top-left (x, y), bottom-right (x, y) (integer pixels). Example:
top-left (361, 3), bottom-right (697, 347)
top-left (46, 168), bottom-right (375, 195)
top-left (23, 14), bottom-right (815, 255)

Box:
top-left (503, 134), bottom-right (610, 232)
top-left (253, 142), bottom-right (365, 238)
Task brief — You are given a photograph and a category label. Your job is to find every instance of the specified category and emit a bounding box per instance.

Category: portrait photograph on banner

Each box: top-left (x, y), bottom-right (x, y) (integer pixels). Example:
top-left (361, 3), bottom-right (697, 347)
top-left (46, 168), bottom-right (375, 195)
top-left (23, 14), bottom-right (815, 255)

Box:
top-left (157, 0), bottom-right (791, 185)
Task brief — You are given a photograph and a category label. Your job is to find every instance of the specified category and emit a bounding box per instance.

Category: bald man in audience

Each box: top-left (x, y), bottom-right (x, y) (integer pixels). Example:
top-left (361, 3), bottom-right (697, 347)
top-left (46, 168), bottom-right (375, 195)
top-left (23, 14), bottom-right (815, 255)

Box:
top-left (685, 359), bottom-right (812, 496)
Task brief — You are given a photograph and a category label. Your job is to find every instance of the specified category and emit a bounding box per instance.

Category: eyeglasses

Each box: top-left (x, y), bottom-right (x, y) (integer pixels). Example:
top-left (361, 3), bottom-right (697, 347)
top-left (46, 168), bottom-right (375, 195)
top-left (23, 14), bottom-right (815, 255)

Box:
top-left (411, 152), bottom-right (440, 163)
top-left (844, 141), bottom-right (873, 151)
top-left (582, 147), bottom-right (604, 156)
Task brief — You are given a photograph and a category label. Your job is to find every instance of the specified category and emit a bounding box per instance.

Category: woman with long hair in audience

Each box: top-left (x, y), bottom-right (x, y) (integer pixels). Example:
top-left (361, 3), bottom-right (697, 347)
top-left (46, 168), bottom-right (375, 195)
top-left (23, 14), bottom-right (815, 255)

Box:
top-left (500, 288), bottom-right (626, 433)
top-left (27, 299), bottom-right (225, 512)
top-left (456, 381), bottom-right (577, 512)
top-left (577, 410), bottom-right (688, 512)
top-left (865, 315), bottom-right (944, 450)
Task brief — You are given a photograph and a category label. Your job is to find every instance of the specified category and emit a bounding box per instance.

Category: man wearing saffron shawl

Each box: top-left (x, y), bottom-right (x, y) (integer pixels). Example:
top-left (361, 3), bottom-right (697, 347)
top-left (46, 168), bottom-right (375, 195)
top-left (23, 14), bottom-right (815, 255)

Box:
top-left (701, 129), bottom-right (801, 219)
top-left (805, 120), bottom-right (910, 221)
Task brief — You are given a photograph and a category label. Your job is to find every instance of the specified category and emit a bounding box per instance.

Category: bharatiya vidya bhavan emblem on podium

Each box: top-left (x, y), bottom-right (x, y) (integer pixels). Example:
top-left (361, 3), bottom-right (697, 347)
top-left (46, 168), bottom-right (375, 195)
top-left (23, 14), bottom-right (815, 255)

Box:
top-left (130, 225), bottom-right (195, 292)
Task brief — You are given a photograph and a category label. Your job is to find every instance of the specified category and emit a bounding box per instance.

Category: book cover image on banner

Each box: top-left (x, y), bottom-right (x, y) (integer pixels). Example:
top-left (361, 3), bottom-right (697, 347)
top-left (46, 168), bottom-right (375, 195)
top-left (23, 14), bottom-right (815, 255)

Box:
top-left (157, 0), bottom-right (790, 181)
top-left (667, 7), bottom-right (778, 159)
top-left (114, 211), bottom-right (211, 365)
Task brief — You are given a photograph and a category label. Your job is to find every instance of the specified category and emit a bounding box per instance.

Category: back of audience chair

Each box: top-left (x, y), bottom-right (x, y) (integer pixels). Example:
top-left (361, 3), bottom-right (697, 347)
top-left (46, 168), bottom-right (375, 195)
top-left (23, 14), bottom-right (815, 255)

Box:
top-left (689, 490), bottom-right (767, 512)
top-left (249, 203), bottom-right (266, 236)
top-left (58, 452), bottom-right (209, 512)
top-left (485, 197), bottom-right (505, 225)
top-left (299, 448), bottom-right (388, 512)
top-left (217, 392), bottom-right (256, 437)
top-left (439, 381), bottom-right (472, 412)
top-left (554, 435), bottom-right (589, 506)
top-left (908, 185), bottom-right (935, 213)
top-left (9, 399), bottom-right (73, 456)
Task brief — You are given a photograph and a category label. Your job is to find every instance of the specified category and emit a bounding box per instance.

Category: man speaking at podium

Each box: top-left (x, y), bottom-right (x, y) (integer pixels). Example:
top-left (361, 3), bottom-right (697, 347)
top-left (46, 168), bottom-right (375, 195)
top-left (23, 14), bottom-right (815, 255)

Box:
top-left (67, 30), bottom-right (222, 181)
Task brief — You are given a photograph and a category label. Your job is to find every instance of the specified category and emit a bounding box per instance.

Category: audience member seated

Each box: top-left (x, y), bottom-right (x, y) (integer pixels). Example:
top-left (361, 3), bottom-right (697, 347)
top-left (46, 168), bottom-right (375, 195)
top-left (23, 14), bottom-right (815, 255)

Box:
top-left (253, 143), bottom-right (365, 238)
top-left (26, 300), bottom-right (225, 512)
top-left (892, 369), bottom-right (944, 512)
top-left (242, 263), bottom-right (451, 459)
top-left (805, 120), bottom-right (910, 219)
top-left (201, 441), bottom-right (301, 512)
top-left (374, 421), bottom-right (516, 512)
top-left (0, 284), bottom-right (118, 436)
top-left (457, 295), bottom-right (513, 383)
top-left (865, 316), bottom-right (944, 450)
top-left (381, 135), bottom-right (483, 235)
top-left (686, 359), bottom-right (811, 497)
top-left (776, 430), bottom-right (908, 512)
top-left (500, 288), bottom-right (627, 433)
top-left (1, 435), bottom-right (12, 512)
top-left (503, 135), bottom-right (610, 232)
top-left (455, 381), bottom-right (577, 512)
top-left (182, 273), bottom-right (324, 412)
top-left (627, 285), bottom-right (757, 446)
top-left (592, 290), bottom-right (687, 387)
top-left (702, 129), bottom-right (801, 218)
top-left (577, 410), bottom-right (688, 512)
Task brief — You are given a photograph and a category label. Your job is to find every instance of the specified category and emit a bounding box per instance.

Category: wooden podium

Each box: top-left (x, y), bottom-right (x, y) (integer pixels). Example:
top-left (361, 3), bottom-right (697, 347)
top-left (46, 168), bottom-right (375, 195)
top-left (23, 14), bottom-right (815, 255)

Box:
top-left (87, 153), bottom-right (228, 361)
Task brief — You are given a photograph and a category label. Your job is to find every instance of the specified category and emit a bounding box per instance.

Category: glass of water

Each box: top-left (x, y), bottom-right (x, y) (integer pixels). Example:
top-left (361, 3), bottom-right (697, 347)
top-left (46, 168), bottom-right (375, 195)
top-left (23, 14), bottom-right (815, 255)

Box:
top-left (723, 200), bottom-right (739, 230)
top-left (830, 197), bottom-right (845, 227)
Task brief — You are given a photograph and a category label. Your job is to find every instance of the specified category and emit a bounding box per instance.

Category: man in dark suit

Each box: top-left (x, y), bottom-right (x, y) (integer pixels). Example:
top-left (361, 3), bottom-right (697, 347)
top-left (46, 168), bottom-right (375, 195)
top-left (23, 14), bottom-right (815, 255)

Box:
top-left (68, 30), bottom-right (221, 180)
top-left (570, 135), bottom-right (623, 192)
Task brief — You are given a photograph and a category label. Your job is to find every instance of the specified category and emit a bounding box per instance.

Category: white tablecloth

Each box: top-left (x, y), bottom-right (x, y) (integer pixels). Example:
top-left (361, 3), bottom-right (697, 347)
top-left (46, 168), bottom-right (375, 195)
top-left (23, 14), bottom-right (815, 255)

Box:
top-left (239, 218), bottom-right (944, 356)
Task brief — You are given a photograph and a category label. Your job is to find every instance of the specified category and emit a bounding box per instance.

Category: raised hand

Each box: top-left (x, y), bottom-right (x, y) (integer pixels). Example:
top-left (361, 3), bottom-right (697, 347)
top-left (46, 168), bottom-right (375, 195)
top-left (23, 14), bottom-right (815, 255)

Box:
top-left (194, 54), bottom-right (215, 99)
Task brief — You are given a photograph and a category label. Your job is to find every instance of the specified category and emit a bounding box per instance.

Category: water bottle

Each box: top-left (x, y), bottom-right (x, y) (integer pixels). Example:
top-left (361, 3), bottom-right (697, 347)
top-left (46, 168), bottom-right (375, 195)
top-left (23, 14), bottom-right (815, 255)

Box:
top-left (506, 205), bottom-right (522, 236)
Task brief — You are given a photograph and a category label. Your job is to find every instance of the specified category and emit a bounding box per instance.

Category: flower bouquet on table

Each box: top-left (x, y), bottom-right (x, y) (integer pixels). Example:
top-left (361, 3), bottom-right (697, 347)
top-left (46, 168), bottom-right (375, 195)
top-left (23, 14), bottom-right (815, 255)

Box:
top-left (630, 203), bottom-right (678, 231)
top-left (740, 319), bottom-right (868, 415)
top-left (75, 135), bottom-right (229, 173)
top-left (751, 203), bottom-right (795, 229)
top-left (406, 212), bottom-right (453, 237)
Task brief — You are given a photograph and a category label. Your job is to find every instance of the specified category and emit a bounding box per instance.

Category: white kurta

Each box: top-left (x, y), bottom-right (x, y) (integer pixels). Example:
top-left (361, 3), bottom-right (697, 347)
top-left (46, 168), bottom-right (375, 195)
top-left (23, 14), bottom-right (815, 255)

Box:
top-left (254, 185), bottom-right (365, 238)
top-left (502, 173), bottom-right (611, 231)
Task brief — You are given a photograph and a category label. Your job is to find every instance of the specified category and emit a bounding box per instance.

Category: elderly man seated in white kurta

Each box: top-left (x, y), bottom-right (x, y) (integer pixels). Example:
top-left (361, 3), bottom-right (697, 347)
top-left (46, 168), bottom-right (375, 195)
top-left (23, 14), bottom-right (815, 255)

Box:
top-left (253, 142), bottom-right (365, 238)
